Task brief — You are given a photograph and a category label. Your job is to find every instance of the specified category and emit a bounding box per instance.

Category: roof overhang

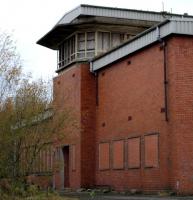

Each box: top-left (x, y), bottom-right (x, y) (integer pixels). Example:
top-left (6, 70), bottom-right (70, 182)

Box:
top-left (37, 25), bottom-right (76, 50)
top-left (37, 4), bottom-right (190, 50)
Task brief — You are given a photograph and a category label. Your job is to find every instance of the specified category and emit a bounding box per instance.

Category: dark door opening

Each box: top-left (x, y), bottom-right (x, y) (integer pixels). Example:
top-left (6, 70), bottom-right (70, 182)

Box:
top-left (62, 146), bottom-right (69, 188)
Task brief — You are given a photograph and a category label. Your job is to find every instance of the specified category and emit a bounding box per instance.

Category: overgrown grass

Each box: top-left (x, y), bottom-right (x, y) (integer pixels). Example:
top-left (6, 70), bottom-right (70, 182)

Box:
top-left (0, 180), bottom-right (78, 200)
top-left (1, 192), bottom-right (78, 200)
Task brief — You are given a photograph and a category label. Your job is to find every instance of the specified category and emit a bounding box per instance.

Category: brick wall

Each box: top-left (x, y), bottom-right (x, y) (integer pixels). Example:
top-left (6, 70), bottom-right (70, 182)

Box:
top-left (167, 36), bottom-right (193, 194)
top-left (94, 35), bottom-right (193, 194)
top-left (53, 64), bottom-right (82, 189)
top-left (53, 63), bottom-right (96, 189)
top-left (52, 36), bottom-right (193, 194)
top-left (80, 64), bottom-right (96, 187)
top-left (95, 42), bottom-right (170, 192)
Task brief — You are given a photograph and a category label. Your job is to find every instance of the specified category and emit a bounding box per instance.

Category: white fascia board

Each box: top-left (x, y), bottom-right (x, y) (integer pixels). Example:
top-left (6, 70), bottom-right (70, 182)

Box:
top-left (90, 19), bottom-right (193, 72)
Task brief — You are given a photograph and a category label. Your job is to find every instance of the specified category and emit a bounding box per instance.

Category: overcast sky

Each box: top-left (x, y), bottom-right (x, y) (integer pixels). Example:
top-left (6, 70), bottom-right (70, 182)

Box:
top-left (0, 0), bottom-right (193, 80)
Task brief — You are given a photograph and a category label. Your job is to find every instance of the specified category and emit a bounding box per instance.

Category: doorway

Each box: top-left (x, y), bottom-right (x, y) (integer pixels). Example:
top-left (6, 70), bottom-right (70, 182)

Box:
top-left (62, 146), bottom-right (70, 188)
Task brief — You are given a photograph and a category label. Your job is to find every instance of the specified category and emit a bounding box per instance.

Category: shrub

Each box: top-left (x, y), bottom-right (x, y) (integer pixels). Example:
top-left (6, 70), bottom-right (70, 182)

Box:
top-left (27, 184), bottom-right (39, 196)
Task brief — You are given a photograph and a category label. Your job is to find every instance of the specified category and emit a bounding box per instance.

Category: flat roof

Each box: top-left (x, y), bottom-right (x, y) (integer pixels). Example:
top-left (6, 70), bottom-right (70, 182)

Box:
top-left (37, 4), bottom-right (192, 50)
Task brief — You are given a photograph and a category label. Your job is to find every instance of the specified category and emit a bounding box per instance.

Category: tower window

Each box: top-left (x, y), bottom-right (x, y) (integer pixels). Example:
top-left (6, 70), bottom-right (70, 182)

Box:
top-left (57, 31), bottom-right (126, 69)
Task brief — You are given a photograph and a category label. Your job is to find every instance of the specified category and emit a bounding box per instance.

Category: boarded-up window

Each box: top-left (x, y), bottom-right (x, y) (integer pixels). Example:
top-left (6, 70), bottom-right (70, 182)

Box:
top-left (99, 142), bottom-right (110, 170)
top-left (112, 140), bottom-right (124, 169)
top-left (47, 146), bottom-right (52, 171)
top-left (144, 134), bottom-right (159, 167)
top-left (42, 150), bottom-right (46, 172)
top-left (127, 137), bottom-right (140, 168)
top-left (45, 149), bottom-right (48, 172)
top-left (71, 145), bottom-right (76, 171)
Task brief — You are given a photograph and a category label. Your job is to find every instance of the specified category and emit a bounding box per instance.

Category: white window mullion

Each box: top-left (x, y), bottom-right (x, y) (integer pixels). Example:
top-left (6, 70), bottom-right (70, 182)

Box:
top-left (85, 32), bottom-right (87, 58)
top-left (75, 33), bottom-right (78, 59)
top-left (95, 31), bottom-right (98, 56)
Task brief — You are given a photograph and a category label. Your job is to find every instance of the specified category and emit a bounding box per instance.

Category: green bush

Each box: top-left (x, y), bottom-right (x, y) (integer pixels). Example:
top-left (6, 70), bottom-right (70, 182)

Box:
top-left (0, 180), bottom-right (79, 200)
top-left (27, 184), bottom-right (39, 196)
top-left (10, 179), bottom-right (27, 197)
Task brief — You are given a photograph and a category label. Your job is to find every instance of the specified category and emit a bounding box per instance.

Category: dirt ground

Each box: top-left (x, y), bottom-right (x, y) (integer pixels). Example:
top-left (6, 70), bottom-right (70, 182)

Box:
top-left (62, 194), bottom-right (193, 200)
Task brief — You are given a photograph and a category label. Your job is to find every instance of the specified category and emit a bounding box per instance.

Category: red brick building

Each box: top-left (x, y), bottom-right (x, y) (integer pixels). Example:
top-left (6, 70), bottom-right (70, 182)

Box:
top-left (37, 5), bottom-right (193, 195)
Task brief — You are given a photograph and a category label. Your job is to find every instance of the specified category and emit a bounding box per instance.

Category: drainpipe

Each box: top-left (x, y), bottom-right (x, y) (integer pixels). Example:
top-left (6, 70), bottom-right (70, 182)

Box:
top-left (157, 27), bottom-right (169, 122)
top-left (163, 41), bottom-right (169, 121)
top-left (90, 60), bottom-right (93, 73)
top-left (94, 72), bottom-right (99, 106)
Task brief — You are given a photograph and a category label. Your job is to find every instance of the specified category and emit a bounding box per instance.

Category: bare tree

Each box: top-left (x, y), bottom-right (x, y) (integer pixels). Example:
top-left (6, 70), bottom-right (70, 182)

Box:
top-left (0, 32), bottom-right (78, 189)
top-left (0, 32), bottom-right (22, 105)
top-left (0, 31), bottom-right (22, 180)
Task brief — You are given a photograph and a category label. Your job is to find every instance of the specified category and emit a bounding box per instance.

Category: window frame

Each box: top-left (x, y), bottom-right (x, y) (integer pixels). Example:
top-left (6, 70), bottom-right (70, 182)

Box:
top-left (127, 136), bottom-right (141, 169)
top-left (98, 141), bottom-right (110, 171)
top-left (57, 31), bottom-right (129, 69)
top-left (112, 139), bottom-right (125, 170)
top-left (97, 31), bottom-right (111, 54)
top-left (144, 133), bottom-right (159, 168)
